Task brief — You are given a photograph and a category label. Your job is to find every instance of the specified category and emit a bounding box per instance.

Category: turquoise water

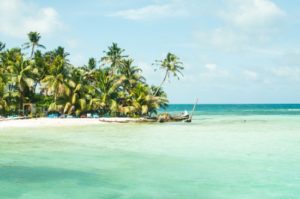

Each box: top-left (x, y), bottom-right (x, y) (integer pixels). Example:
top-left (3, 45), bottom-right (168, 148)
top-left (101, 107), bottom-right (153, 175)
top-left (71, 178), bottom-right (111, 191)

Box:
top-left (163, 104), bottom-right (300, 115)
top-left (1, 105), bottom-right (300, 198)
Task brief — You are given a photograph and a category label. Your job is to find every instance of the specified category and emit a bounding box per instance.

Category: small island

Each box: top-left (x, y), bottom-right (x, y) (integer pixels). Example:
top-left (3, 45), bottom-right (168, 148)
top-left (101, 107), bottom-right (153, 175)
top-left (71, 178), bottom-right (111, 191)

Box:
top-left (0, 32), bottom-right (186, 125)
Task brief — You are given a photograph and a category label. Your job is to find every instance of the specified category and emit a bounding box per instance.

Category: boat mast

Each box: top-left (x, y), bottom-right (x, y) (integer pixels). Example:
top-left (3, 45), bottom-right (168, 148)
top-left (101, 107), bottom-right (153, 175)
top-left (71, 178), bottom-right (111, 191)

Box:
top-left (186, 98), bottom-right (198, 123)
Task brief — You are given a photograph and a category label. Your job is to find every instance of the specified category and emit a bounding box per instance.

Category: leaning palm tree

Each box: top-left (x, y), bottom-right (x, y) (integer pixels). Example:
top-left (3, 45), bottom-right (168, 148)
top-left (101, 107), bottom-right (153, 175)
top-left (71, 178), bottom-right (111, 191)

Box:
top-left (153, 53), bottom-right (183, 96)
top-left (151, 85), bottom-right (168, 109)
top-left (23, 32), bottom-right (46, 58)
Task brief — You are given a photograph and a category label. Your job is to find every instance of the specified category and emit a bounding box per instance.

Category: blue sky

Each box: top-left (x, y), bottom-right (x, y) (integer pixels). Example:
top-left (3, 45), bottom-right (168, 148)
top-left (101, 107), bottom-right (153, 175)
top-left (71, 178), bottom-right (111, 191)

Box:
top-left (1, 0), bottom-right (300, 103)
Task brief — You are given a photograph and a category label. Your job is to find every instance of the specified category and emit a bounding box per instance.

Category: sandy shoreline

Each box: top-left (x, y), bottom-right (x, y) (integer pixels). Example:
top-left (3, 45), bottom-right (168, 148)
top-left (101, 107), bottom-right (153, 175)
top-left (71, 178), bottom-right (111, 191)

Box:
top-left (0, 117), bottom-right (142, 128)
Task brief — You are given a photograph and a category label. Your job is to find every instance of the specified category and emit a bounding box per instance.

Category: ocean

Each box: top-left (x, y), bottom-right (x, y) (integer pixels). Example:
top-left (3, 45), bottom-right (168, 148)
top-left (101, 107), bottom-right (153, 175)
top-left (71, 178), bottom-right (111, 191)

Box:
top-left (163, 103), bottom-right (300, 115)
top-left (0, 104), bottom-right (300, 198)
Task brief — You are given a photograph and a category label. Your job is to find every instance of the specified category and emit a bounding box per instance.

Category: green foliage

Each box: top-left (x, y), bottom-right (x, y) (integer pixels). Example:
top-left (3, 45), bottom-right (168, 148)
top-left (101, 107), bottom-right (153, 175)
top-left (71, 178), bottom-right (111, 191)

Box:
top-left (0, 42), bottom-right (5, 51)
top-left (0, 33), bottom-right (184, 117)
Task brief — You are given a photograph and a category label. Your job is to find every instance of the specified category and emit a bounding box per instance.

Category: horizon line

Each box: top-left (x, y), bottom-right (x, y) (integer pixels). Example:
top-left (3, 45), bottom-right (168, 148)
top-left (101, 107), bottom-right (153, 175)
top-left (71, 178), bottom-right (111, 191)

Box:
top-left (168, 103), bottom-right (300, 105)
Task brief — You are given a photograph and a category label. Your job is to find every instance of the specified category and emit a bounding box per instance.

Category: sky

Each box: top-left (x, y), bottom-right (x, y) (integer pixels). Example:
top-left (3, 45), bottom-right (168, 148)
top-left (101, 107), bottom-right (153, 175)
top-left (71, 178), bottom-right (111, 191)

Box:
top-left (0, 0), bottom-right (300, 104)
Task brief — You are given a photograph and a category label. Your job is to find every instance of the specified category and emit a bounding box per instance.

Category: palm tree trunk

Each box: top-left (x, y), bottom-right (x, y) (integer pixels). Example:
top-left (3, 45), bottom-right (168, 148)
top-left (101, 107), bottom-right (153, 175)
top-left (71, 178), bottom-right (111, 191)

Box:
top-left (54, 93), bottom-right (57, 104)
top-left (30, 45), bottom-right (35, 59)
top-left (154, 70), bottom-right (168, 96)
top-left (33, 82), bottom-right (38, 94)
top-left (19, 92), bottom-right (24, 116)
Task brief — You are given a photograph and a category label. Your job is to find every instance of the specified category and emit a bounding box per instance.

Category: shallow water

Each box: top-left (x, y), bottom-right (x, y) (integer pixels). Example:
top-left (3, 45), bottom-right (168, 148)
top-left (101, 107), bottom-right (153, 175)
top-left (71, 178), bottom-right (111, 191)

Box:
top-left (1, 115), bottom-right (300, 198)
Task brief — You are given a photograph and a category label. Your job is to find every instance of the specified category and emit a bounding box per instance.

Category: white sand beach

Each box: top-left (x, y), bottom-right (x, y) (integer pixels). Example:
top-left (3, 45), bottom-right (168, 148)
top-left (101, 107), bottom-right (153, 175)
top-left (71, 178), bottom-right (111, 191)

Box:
top-left (0, 117), bottom-right (144, 128)
top-left (0, 118), bottom-right (101, 128)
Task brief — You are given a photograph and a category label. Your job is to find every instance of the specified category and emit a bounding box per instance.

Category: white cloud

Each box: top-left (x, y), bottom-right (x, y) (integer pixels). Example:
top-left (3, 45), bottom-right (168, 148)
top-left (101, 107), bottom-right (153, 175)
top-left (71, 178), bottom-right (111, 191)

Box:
top-left (243, 70), bottom-right (258, 80)
top-left (110, 1), bottom-right (187, 21)
top-left (196, 28), bottom-right (250, 51)
top-left (222, 0), bottom-right (285, 28)
top-left (195, 0), bottom-right (285, 52)
top-left (183, 63), bottom-right (233, 85)
top-left (0, 0), bottom-right (64, 38)
top-left (204, 63), bottom-right (217, 71)
top-left (200, 63), bottom-right (230, 79)
top-left (271, 66), bottom-right (300, 81)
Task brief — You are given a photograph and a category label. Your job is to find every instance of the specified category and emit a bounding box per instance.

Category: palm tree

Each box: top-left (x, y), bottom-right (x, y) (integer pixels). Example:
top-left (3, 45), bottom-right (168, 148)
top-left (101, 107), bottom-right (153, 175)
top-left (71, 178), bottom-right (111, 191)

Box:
top-left (58, 68), bottom-right (83, 115)
top-left (23, 32), bottom-right (46, 58)
top-left (128, 83), bottom-right (166, 116)
top-left (153, 53), bottom-right (183, 96)
top-left (5, 48), bottom-right (36, 111)
top-left (87, 57), bottom-right (97, 71)
top-left (81, 58), bottom-right (98, 85)
top-left (0, 75), bottom-right (8, 113)
top-left (0, 35), bottom-right (182, 117)
top-left (41, 56), bottom-right (72, 108)
top-left (151, 86), bottom-right (168, 109)
top-left (54, 46), bottom-right (70, 61)
top-left (0, 42), bottom-right (5, 51)
top-left (94, 68), bottom-right (124, 115)
top-left (60, 68), bottom-right (99, 116)
top-left (119, 59), bottom-right (145, 88)
top-left (0, 43), bottom-right (5, 72)
top-left (32, 50), bottom-right (47, 92)
top-left (101, 43), bottom-right (128, 73)
top-left (41, 47), bottom-right (71, 105)
top-left (0, 47), bottom-right (4, 71)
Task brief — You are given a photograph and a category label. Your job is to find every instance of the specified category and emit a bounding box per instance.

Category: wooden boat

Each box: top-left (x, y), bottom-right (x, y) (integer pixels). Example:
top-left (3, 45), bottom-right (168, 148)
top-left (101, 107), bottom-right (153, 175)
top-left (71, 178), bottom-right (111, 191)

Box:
top-left (97, 110), bottom-right (192, 123)
top-left (157, 113), bottom-right (189, 123)
top-left (139, 117), bottom-right (157, 122)
top-left (170, 113), bottom-right (189, 121)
